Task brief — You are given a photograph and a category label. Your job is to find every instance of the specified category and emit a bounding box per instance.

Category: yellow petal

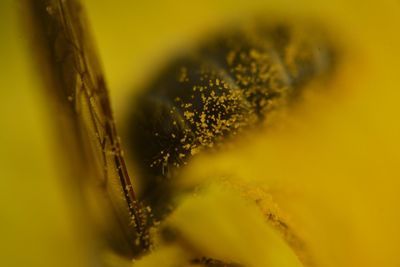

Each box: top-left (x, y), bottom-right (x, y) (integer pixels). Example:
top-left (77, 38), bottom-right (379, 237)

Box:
top-left (164, 184), bottom-right (303, 267)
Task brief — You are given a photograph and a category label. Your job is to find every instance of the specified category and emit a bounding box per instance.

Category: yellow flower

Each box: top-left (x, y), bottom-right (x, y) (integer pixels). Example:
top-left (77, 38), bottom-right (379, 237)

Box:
top-left (1, 0), bottom-right (400, 266)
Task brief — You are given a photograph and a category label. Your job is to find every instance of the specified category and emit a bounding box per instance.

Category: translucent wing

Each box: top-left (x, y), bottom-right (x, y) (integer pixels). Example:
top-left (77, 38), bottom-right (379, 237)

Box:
top-left (27, 0), bottom-right (150, 255)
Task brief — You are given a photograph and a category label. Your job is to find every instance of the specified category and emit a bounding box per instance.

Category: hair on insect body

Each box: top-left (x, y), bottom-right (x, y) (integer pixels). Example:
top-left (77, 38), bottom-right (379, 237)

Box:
top-left (126, 19), bottom-right (338, 219)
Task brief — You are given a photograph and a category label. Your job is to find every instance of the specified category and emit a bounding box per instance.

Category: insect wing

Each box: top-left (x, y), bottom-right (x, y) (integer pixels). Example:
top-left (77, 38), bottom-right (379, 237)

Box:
top-left (26, 0), bottom-right (149, 254)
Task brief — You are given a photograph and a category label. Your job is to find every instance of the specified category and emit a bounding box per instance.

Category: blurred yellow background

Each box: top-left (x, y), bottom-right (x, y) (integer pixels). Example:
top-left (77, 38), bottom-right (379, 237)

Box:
top-left (1, 0), bottom-right (400, 266)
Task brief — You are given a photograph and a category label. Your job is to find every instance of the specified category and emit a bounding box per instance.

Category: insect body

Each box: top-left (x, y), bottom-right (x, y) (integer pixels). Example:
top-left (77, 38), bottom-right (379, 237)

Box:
top-left (127, 21), bottom-right (337, 217)
top-left (28, 0), bottom-right (338, 263)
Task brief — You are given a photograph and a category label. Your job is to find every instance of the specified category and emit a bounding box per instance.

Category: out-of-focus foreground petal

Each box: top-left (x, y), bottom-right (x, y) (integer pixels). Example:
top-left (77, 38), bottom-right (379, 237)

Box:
top-left (160, 184), bottom-right (303, 267)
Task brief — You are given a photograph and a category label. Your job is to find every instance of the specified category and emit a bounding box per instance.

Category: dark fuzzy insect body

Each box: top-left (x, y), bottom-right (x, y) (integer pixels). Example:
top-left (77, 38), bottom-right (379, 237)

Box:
top-left (127, 21), bottom-right (337, 217)
top-left (28, 0), bottom-right (338, 261)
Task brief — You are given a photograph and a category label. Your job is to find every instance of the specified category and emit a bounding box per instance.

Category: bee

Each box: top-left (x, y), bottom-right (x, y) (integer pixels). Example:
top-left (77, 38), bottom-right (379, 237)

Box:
top-left (27, 0), bottom-right (337, 265)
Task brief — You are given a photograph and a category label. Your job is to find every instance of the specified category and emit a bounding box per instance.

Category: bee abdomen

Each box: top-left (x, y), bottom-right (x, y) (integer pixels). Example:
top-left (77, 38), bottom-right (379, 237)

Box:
top-left (127, 21), bottom-right (337, 213)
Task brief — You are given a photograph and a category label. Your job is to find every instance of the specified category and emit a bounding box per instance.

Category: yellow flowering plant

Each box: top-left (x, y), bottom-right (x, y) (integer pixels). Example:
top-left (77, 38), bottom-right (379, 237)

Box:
top-left (1, 0), bottom-right (399, 266)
